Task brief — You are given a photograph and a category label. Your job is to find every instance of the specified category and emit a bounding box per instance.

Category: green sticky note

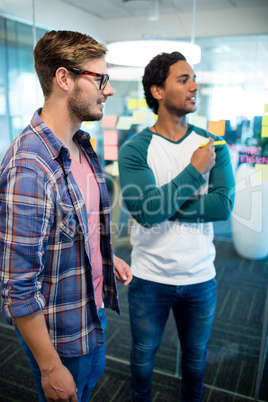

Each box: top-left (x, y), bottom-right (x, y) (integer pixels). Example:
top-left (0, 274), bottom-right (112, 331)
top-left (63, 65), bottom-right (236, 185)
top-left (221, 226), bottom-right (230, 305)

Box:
top-left (116, 116), bottom-right (133, 130)
top-left (132, 110), bottom-right (147, 125)
top-left (255, 164), bottom-right (268, 180)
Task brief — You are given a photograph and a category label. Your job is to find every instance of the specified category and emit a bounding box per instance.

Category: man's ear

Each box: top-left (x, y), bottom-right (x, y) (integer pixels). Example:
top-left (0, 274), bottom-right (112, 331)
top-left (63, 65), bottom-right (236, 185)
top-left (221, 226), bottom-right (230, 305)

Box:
top-left (54, 67), bottom-right (70, 92)
top-left (150, 85), bottom-right (163, 101)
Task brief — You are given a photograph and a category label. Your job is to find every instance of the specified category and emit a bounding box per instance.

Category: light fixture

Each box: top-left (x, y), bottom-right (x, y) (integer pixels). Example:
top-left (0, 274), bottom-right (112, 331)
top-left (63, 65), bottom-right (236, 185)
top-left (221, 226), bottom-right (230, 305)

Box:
top-left (149, 0), bottom-right (159, 21)
top-left (107, 0), bottom-right (200, 67)
top-left (106, 40), bottom-right (201, 67)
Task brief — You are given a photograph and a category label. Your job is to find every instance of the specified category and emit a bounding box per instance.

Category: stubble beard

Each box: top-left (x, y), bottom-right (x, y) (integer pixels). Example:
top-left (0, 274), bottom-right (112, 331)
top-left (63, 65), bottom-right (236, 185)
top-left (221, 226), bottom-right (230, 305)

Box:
top-left (164, 95), bottom-right (196, 117)
top-left (67, 82), bottom-right (103, 123)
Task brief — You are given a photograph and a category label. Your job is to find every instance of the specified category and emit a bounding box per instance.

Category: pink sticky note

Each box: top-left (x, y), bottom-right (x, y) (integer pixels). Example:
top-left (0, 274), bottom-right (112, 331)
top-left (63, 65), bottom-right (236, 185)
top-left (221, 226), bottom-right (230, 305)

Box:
top-left (104, 145), bottom-right (118, 161)
top-left (101, 115), bottom-right (118, 127)
top-left (103, 130), bottom-right (118, 146)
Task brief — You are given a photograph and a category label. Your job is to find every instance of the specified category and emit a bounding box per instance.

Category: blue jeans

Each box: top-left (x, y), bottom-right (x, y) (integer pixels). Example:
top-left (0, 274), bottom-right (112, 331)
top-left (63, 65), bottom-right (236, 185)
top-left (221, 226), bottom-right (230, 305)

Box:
top-left (15, 307), bottom-right (107, 402)
top-left (128, 277), bottom-right (217, 402)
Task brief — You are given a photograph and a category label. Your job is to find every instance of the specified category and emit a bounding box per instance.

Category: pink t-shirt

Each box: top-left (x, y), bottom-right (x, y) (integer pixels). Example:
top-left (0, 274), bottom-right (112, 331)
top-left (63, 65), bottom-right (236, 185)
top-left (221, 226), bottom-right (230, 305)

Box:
top-left (71, 144), bottom-right (103, 311)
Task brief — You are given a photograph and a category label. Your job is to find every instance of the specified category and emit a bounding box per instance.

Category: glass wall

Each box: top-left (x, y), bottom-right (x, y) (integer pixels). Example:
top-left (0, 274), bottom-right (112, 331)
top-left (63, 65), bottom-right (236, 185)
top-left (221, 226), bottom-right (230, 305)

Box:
top-left (0, 16), bottom-right (46, 160)
top-left (103, 34), bottom-right (268, 402)
top-left (0, 12), bottom-right (267, 401)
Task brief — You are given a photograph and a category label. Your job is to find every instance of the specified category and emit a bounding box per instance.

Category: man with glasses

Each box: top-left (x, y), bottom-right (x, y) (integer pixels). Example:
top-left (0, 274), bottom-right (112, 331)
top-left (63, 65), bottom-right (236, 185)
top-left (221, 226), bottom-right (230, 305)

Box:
top-left (0, 30), bottom-right (132, 402)
top-left (118, 51), bottom-right (235, 401)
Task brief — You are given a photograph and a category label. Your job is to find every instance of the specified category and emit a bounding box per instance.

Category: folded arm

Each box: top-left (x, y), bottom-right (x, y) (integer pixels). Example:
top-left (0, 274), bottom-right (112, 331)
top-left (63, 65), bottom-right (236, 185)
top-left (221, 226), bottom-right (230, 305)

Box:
top-left (169, 144), bottom-right (235, 222)
top-left (118, 142), bottom-right (206, 227)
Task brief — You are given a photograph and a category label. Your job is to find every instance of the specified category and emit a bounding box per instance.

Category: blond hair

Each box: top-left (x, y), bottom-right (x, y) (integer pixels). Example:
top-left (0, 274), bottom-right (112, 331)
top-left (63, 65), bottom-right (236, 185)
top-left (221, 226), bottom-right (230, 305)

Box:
top-left (34, 30), bottom-right (107, 97)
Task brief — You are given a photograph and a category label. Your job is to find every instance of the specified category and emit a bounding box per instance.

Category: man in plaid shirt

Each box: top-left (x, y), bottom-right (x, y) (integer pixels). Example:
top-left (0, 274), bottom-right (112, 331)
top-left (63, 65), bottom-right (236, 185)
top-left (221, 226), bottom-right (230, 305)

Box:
top-left (0, 30), bottom-right (132, 402)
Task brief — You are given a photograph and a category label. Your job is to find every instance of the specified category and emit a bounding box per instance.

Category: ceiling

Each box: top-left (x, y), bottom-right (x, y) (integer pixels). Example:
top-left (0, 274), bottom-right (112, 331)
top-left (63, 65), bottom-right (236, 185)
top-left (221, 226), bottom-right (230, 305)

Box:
top-left (0, 0), bottom-right (267, 84)
top-left (60, 0), bottom-right (268, 20)
top-left (60, 0), bottom-right (268, 84)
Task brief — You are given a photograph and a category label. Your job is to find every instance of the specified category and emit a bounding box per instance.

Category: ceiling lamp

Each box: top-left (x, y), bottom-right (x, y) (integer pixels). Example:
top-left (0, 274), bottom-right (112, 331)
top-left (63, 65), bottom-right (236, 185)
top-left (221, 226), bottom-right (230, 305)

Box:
top-left (106, 40), bottom-right (201, 67)
top-left (107, 0), bottom-right (200, 67)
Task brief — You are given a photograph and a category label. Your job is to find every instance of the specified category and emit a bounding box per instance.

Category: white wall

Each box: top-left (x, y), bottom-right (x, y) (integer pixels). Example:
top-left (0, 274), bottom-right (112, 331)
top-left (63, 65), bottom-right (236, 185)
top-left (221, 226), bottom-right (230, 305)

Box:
top-left (103, 5), bottom-right (268, 42)
top-left (0, 1), bottom-right (267, 43)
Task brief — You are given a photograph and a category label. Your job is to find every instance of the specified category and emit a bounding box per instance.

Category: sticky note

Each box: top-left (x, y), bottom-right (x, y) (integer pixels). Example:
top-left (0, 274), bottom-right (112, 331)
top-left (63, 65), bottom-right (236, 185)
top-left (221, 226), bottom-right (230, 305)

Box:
top-left (262, 115), bottom-right (268, 126)
top-left (128, 99), bottom-right (138, 109)
top-left (103, 130), bottom-right (118, 145)
top-left (261, 126), bottom-right (268, 138)
top-left (112, 161), bottom-right (119, 176)
top-left (104, 145), bottom-right (118, 161)
top-left (132, 110), bottom-right (147, 125)
top-left (116, 116), bottom-right (133, 130)
top-left (85, 121), bottom-right (92, 125)
top-left (101, 115), bottom-right (118, 128)
top-left (90, 138), bottom-right (96, 150)
top-left (191, 115), bottom-right (207, 130)
top-left (255, 164), bottom-right (268, 180)
top-left (208, 120), bottom-right (225, 136)
top-left (138, 99), bottom-right (147, 109)
top-left (264, 104), bottom-right (268, 113)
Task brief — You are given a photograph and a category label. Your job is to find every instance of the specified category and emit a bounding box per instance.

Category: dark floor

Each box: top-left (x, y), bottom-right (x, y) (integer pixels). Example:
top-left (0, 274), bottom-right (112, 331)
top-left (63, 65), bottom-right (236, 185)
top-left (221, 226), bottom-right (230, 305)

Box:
top-left (0, 226), bottom-right (268, 401)
top-left (0, 324), bottom-right (264, 402)
top-left (106, 235), bottom-right (268, 401)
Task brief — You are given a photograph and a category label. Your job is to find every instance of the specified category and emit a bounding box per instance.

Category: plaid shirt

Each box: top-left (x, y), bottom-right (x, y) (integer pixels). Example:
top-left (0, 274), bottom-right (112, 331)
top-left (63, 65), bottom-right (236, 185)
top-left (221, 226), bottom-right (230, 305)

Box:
top-left (0, 109), bottom-right (120, 357)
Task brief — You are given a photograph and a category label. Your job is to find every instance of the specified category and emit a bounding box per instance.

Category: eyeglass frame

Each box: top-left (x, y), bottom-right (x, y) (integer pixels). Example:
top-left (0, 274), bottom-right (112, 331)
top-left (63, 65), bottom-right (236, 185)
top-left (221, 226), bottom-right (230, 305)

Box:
top-left (65, 67), bottom-right (110, 90)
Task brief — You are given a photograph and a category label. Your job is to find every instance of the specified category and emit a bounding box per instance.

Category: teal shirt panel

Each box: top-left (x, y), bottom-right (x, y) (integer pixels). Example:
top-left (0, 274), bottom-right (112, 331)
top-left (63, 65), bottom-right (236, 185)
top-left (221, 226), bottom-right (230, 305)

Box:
top-left (169, 126), bottom-right (235, 223)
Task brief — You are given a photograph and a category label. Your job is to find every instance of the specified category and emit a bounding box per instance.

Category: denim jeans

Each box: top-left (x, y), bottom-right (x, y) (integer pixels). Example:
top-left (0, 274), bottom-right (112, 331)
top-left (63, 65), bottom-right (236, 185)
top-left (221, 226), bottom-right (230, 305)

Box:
top-left (15, 307), bottom-right (107, 402)
top-left (128, 277), bottom-right (217, 402)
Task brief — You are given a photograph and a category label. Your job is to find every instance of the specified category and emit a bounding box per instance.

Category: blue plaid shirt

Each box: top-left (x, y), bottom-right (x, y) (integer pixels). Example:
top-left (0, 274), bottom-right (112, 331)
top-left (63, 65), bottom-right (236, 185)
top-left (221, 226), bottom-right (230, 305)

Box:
top-left (0, 109), bottom-right (120, 357)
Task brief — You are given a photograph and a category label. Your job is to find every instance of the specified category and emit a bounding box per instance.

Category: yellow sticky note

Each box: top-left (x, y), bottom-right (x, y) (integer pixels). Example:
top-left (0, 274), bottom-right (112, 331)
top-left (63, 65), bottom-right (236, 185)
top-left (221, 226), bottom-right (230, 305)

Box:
top-left (90, 138), bottom-right (96, 150)
top-left (138, 99), bottom-right (147, 109)
top-left (262, 115), bottom-right (268, 126)
top-left (116, 116), bottom-right (133, 130)
top-left (264, 104), bottom-right (268, 113)
top-left (85, 121), bottom-right (92, 125)
top-left (132, 110), bottom-right (147, 125)
top-left (128, 99), bottom-right (138, 109)
top-left (261, 126), bottom-right (268, 138)
top-left (255, 164), bottom-right (268, 180)
top-left (208, 120), bottom-right (226, 136)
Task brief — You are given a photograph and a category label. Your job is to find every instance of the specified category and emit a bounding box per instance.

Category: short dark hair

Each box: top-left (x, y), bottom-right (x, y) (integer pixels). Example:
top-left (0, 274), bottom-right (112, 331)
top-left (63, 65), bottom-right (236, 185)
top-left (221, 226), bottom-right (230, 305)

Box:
top-left (142, 51), bottom-right (186, 114)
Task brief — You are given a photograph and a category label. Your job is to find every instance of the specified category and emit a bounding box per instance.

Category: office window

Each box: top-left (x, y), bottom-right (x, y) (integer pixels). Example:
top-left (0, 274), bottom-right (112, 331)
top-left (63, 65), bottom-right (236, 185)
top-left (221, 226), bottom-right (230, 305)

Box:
top-left (0, 16), bottom-right (46, 159)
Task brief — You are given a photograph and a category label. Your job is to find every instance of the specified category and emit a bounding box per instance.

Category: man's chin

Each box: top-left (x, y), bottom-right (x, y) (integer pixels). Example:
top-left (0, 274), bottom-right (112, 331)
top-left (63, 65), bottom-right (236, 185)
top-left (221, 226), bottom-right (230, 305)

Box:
top-left (84, 112), bottom-right (103, 122)
top-left (188, 107), bottom-right (197, 114)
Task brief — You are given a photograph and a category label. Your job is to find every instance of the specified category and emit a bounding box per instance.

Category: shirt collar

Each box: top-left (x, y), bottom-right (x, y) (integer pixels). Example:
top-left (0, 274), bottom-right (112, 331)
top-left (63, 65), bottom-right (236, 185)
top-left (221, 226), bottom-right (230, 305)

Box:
top-left (30, 108), bottom-right (92, 160)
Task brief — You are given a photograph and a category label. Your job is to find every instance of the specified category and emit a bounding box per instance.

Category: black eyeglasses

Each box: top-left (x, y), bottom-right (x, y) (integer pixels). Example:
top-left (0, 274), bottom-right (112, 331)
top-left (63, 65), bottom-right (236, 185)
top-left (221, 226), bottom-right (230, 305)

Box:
top-left (66, 67), bottom-right (110, 90)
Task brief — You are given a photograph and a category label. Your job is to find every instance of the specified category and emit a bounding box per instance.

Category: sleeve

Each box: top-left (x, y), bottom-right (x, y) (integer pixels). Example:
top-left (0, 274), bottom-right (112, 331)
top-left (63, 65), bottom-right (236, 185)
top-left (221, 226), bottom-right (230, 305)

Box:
top-left (0, 166), bottom-right (55, 324)
top-left (169, 143), bottom-right (235, 223)
top-left (118, 141), bottom-right (206, 227)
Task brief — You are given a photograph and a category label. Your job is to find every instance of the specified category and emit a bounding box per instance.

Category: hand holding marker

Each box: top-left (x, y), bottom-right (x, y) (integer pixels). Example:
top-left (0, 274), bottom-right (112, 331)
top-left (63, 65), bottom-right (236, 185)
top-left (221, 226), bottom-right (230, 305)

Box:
top-left (200, 140), bottom-right (226, 148)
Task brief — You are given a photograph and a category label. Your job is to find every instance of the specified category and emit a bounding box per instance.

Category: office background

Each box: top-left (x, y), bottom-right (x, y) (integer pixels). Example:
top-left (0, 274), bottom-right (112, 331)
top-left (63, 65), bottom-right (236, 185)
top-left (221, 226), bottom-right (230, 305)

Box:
top-left (0, 1), bottom-right (268, 401)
